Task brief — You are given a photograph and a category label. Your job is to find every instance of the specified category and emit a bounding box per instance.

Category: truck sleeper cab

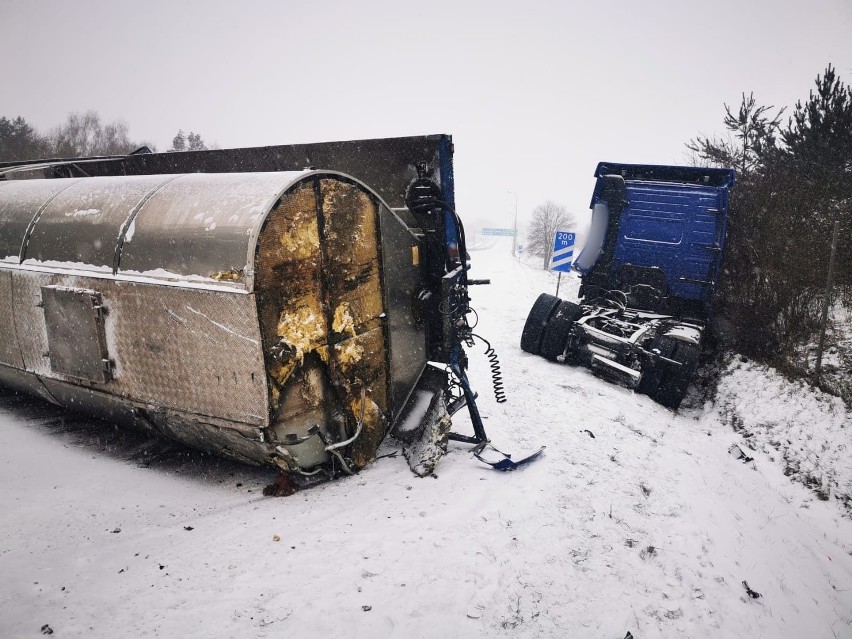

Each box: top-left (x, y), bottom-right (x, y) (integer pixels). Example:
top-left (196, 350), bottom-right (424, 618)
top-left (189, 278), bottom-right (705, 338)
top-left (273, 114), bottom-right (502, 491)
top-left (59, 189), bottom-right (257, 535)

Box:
top-left (521, 162), bottom-right (735, 409)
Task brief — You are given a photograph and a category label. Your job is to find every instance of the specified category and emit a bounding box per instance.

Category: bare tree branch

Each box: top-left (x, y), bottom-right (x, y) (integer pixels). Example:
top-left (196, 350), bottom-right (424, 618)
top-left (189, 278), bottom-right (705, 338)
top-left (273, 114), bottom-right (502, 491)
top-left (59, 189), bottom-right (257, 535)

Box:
top-left (526, 201), bottom-right (576, 270)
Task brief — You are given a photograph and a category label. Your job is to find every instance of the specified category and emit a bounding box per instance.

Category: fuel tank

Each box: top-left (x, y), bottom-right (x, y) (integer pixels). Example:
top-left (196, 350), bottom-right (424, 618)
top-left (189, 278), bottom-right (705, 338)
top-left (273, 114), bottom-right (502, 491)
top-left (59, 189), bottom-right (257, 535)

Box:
top-left (0, 171), bottom-right (426, 473)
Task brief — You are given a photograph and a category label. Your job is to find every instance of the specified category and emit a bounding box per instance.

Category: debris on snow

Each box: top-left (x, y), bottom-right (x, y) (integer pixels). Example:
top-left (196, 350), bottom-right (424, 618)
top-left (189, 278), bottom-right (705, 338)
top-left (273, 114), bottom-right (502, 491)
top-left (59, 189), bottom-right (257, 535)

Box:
top-left (742, 580), bottom-right (762, 599)
top-left (262, 473), bottom-right (298, 497)
top-left (639, 545), bottom-right (658, 560)
top-left (728, 444), bottom-right (754, 463)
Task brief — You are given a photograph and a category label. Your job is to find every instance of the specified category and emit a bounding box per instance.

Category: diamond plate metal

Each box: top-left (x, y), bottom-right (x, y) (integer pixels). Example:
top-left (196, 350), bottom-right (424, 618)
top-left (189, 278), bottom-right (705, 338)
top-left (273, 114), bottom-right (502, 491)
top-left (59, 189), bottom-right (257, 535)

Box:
top-left (105, 283), bottom-right (268, 425)
top-left (11, 269), bottom-right (52, 376)
top-left (0, 270), bottom-right (22, 367)
top-left (8, 268), bottom-right (269, 425)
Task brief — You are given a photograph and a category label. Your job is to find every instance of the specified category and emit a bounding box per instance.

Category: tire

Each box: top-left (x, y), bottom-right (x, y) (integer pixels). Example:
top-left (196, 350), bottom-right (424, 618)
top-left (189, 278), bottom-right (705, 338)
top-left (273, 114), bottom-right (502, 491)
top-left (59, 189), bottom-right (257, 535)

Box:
top-left (637, 334), bottom-right (677, 397)
top-left (639, 335), bottom-right (700, 409)
top-left (540, 301), bottom-right (583, 361)
top-left (521, 293), bottom-right (561, 354)
top-left (654, 341), bottom-right (700, 409)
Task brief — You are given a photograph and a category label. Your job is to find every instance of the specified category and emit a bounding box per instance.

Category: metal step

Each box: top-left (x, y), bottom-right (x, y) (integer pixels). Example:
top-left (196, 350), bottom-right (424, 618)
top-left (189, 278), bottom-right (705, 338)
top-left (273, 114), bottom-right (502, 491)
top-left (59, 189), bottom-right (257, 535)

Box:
top-left (590, 354), bottom-right (641, 381)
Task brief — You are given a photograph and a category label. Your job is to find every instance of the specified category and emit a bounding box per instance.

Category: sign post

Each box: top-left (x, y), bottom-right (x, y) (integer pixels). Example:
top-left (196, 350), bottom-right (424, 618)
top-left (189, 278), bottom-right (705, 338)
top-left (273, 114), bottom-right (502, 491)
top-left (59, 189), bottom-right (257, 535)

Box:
top-left (549, 231), bottom-right (575, 297)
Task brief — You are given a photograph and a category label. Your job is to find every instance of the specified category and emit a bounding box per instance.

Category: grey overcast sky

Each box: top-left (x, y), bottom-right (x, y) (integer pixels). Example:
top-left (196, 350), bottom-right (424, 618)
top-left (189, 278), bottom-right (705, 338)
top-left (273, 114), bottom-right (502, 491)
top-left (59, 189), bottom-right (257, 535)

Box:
top-left (2, 0), bottom-right (851, 233)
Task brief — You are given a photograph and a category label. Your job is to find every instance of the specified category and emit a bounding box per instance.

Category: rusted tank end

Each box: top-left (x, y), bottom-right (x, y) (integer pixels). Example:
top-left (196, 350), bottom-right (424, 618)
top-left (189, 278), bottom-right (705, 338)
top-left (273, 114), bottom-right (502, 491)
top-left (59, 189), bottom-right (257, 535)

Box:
top-left (256, 177), bottom-right (390, 475)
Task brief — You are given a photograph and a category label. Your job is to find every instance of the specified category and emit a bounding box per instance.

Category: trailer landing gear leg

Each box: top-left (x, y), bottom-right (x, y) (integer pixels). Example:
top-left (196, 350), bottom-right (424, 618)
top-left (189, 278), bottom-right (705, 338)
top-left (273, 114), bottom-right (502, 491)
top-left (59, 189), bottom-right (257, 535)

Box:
top-left (449, 360), bottom-right (546, 471)
top-left (448, 362), bottom-right (489, 446)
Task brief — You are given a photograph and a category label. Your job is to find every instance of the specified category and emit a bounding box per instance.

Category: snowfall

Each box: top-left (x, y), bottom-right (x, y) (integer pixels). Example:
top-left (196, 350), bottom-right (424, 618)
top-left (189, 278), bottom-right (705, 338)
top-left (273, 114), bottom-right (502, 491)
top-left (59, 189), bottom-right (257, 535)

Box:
top-left (1, 240), bottom-right (851, 639)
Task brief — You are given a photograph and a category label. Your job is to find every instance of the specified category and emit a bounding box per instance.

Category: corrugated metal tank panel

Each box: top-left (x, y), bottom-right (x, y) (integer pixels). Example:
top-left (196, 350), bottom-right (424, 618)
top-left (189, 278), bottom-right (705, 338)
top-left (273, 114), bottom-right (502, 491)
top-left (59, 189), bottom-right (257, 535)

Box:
top-left (1, 172), bottom-right (311, 286)
top-left (22, 175), bottom-right (173, 272)
top-left (0, 179), bottom-right (82, 263)
top-left (118, 172), bottom-right (306, 289)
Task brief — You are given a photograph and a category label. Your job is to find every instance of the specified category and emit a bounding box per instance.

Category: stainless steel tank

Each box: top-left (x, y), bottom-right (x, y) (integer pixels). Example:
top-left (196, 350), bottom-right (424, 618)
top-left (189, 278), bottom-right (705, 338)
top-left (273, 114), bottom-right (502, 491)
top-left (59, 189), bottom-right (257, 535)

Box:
top-left (0, 171), bottom-right (426, 472)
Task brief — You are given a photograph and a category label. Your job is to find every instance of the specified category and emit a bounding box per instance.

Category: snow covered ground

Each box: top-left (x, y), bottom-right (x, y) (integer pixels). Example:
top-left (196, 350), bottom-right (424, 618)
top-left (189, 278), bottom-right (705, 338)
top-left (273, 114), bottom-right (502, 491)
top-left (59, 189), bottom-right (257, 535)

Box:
top-left (792, 301), bottom-right (852, 404)
top-left (717, 357), bottom-right (852, 510)
top-left (2, 241), bottom-right (852, 638)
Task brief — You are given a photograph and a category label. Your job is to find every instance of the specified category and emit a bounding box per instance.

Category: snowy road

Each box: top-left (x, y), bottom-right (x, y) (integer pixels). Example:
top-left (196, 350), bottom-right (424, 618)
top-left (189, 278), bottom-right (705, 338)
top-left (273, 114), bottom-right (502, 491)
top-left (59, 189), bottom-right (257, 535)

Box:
top-left (2, 242), bottom-right (851, 638)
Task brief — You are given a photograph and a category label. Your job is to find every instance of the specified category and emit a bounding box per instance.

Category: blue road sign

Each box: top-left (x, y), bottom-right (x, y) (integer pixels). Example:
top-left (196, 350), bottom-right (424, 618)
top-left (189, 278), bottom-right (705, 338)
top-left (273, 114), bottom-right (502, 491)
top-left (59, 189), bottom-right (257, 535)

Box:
top-left (550, 231), bottom-right (575, 272)
top-left (482, 228), bottom-right (517, 237)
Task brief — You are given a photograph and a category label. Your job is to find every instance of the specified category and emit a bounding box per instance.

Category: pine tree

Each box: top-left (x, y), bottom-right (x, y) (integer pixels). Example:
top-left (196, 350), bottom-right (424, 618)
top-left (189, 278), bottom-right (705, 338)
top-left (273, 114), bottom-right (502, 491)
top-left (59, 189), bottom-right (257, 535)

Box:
top-left (169, 130), bottom-right (207, 152)
top-left (687, 93), bottom-right (784, 178)
top-left (782, 64), bottom-right (852, 187)
top-left (185, 132), bottom-right (207, 151)
top-left (0, 115), bottom-right (49, 161)
top-left (781, 64), bottom-right (852, 289)
top-left (170, 130), bottom-right (186, 152)
top-left (687, 64), bottom-right (852, 359)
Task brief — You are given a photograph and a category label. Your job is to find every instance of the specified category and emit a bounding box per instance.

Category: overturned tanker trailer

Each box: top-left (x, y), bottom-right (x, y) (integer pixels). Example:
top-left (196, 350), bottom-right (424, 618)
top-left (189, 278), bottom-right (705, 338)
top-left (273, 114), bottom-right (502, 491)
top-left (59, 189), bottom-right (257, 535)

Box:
top-left (0, 135), bottom-right (509, 481)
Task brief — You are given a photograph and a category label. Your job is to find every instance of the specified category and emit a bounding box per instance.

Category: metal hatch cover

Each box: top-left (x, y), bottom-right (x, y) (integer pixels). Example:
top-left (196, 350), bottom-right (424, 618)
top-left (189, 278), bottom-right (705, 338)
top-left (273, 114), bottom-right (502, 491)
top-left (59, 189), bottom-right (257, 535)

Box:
top-left (41, 285), bottom-right (112, 383)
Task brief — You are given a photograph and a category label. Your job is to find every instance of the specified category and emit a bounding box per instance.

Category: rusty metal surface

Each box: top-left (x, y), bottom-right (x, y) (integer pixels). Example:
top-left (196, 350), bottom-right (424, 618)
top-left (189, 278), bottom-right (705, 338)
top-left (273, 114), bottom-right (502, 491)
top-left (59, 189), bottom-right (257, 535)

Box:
top-left (254, 183), bottom-right (332, 438)
top-left (0, 178), bottom-right (81, 264)
top-left (318, 179), bottom-right (389, 468)
top-left (22, 176), bottom-right (172, 272)
top-left (9, 269), bottom-right (269, 425)
top-left (254, 177), bottom-right (408, 469)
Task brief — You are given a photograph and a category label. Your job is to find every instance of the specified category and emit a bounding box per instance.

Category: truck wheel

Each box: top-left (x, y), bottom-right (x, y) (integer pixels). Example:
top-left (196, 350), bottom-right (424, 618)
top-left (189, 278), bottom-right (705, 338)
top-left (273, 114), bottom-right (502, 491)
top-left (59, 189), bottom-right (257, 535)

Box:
top-left (637, 334), bottom-right (677, 397)
top-left (540, 301), bottom-right (583, 361)
top-left (654, 341), bottom-right (700, 409)
top-left (521, 293), bottom-right (561, 354)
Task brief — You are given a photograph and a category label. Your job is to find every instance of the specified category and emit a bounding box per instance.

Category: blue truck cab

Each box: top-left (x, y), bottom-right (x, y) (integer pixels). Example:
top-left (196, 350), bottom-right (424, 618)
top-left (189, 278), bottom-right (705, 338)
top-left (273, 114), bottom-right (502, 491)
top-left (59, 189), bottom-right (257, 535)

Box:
top-left (522, 163), bottom-right (736, 408)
